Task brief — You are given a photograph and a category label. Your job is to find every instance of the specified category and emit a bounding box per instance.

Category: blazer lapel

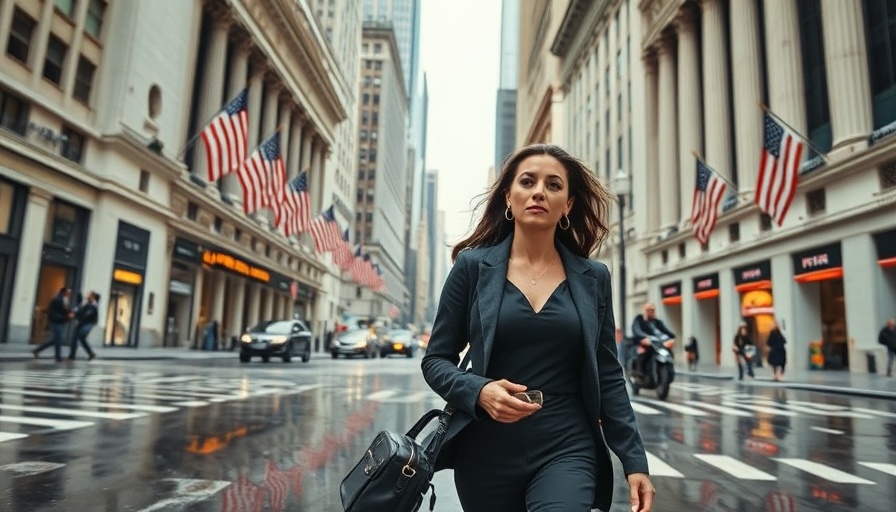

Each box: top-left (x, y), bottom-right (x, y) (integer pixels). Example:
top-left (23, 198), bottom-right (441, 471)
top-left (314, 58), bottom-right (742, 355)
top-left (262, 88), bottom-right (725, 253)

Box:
top-left (476, 236), bottom-right (512, 372)
top-left (559, 244), bottom-right (600, 376)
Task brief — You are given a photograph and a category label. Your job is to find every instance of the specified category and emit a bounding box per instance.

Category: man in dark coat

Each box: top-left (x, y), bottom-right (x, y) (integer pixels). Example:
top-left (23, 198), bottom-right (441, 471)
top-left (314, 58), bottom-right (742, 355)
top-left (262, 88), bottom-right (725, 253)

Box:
top-left (69, 291), bottom-right (99, 361)
top-left (630, 303), bottom-right (676, 376)
top-left (33, 287), bottom-right (73, 361)
top-left (880, 318), bottom-right (896, 377)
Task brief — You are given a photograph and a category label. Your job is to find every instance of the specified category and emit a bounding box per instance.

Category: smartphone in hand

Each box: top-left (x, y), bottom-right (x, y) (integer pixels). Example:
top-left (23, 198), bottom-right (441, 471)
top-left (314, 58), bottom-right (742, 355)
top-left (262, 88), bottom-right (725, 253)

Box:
top-left (511, 390), bottom-right (543, 406)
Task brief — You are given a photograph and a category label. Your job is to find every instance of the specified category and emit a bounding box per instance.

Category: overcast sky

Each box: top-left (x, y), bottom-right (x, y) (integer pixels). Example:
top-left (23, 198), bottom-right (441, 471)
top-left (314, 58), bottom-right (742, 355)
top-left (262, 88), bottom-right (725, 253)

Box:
top-left (419, 0), bottom-right (503, 247)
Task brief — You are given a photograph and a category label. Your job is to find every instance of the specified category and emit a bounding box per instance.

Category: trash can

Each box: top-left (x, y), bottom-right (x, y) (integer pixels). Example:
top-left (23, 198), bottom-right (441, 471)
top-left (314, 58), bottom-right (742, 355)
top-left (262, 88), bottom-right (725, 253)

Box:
top-left (866, 350), bottom-right (878, 374)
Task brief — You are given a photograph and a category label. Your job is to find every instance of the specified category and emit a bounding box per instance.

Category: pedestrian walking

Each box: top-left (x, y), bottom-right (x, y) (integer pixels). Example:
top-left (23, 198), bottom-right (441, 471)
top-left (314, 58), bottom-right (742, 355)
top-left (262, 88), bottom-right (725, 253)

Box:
top-left (766, 322), bottom-right (787, 381)
top-left (69, 291), bottom-right (99, 361)
top-left (685, 336), bottom-right (699, 371)
top-left (33, 287), bottom-right (74, 362)
top-left (879, 318), bottom-right (896, 377)
top-left (732, 322), bottom-right (755, 380)
top-left (421, 144), bottom-right (654, 512)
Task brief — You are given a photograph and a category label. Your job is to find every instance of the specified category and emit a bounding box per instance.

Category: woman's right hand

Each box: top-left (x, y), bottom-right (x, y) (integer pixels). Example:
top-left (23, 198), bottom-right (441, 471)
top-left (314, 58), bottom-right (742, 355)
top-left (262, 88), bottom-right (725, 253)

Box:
top-left (477, 379), bottom-right (541, 423)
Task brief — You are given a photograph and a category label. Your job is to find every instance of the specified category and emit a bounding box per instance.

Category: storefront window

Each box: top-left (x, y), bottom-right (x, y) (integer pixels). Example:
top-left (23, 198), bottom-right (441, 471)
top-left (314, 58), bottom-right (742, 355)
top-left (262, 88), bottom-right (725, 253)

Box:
top-left (0, 181), bottom-right (13, 234)
top-left (105, 283), bottom-right (138, 346)
top-left (44, 200), bottom-right (81, 248)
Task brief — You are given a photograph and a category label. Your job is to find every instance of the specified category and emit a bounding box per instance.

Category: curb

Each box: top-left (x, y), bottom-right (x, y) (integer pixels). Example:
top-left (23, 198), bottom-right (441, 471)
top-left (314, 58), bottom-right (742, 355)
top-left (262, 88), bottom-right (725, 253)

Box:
top-left (680, 370), bottom-right (896, 401)
top-left (678, 371), bottom-right (734, 381)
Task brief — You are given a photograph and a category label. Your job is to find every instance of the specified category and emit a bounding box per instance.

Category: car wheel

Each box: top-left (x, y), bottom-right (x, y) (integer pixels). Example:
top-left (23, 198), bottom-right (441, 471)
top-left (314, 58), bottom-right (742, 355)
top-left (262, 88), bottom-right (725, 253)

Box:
top-left (364, 350), bottom-right (370, 359)
top-left (261, 355), bottom-right (270, 363)
top-left (283, 344), bottom-right (292, 363)
top-left (239, 353), bottom-right (251, 363)
top-left (380, 351), bottom-right (387, 358)
top-left (302, 347), bottom-right (311, 363)
top-left (406, 350), bottom-right (413, 358)
top-left (331, 352), bottom-right (338, 359)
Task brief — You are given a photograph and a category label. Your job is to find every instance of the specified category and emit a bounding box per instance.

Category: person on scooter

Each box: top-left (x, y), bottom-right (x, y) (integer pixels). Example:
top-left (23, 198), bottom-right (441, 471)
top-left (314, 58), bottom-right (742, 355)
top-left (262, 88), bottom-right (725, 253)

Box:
top-left (630, 303), bottom-right (677, 377)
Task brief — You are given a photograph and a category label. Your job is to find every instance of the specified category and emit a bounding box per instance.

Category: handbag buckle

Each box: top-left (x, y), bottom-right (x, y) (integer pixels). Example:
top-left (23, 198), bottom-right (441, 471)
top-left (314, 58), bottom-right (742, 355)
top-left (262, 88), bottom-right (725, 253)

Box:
top-left (363, 450), bottom-right (375, 475)
top-left (401, 465), bottom-right (416, 478)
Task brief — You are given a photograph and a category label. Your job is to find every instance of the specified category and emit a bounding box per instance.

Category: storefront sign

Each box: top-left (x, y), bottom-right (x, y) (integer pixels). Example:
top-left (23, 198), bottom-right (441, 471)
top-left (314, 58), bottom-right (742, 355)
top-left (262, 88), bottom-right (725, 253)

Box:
top-left (693, 273), bottom-right (719, 300)
top-left (874, 228), bottom-right (896, 268)
top-left (660, 281), bottom-right (682, 305)
top-left (115, 221), bottom-right (150, 270)
top-left (733, 260), bottom-right (772, 292)
top-left (113, 268), bottom-right (143, 285)
top-left (173, 238), bottom-right (203, 263)
top-left (202, 250), bottom-right (270, 283)
top-left (792, 242), bottom-right (843, 283)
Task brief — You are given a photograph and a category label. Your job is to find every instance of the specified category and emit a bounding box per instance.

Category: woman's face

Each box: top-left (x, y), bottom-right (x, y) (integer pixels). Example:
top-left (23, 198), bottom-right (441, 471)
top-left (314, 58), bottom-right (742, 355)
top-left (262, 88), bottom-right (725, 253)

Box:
top-left (505, 155), bottom-right (573, 231)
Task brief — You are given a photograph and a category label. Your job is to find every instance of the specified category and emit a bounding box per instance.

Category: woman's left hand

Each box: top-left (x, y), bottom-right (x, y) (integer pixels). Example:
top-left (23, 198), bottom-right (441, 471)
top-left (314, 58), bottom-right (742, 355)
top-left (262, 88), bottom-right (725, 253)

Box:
top-left (627, 472), bottom-right (655, 512)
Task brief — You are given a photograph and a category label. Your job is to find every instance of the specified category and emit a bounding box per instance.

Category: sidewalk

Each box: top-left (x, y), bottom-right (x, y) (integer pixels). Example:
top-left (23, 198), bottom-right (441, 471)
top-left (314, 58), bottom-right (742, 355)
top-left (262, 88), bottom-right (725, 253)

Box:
top-left (0, 341), bottom-right (243, 361)
top-left (678, 362), bottom-right (896, 400)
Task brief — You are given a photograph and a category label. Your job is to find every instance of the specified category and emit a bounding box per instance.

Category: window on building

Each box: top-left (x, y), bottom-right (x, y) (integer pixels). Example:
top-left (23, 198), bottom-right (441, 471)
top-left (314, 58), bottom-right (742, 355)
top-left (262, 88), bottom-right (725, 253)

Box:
top-left (187, 202), bottom-right (197, 221)
top-left (863, 0), bottom-right (896, 128)
top-left (85, 0), bottom-right (106, 39)
top-left (362, 93), bottom-right (370, 105)
top-left (369, 149), bottom-right (377, 162)
top-left (356, 191), bottom-right (363, 203)
top-left (73, 57), bottom-right (95, 104)
top-left (798, 0), bottom-right (832, 154)
top-left (139, 170), bottom-right (150, 192)
top-left (365, 60), bottom-right (372, 69)
top-left (374, 43), bottom-right (382, 54)
top-left (44, 200), bottom-right (83, 247)
top-left (362, 43), bottom-right (369, 52)
top-left (0, 89), bottom-right (30, 135)
top-left (806, 188), bottom-right (826, 215)
top-left (617, 136), bottom-right (623, 172)
top-left (55, 0), bottom-right (77, 17)
top-left (363, 76), bottom-right (371, 87)
top-left (371, 131), bottom-right (378, 140)
top-left (7, 9), bottom-right (36, 64)
top-left (678, 243), bottom-right (686, 258)
top-left (361, 111), bottom-right (369, 124)
top-left (43, 35), bottom-right (68, 86)
top-left (356, 211), bottom-right (362, 222)
top-left (371, 112), bottom-right (378, 124)
top-left (604, 148), bottom-right (610, 181)
top-left (616, 49), bottom-right (623, 79)
top-left (357, 170), bottom-right (366, 179)
top-left (373, 78), bottom-right (381, 87)
top-left (880, 159), bottom-right (896, 189)
top-left (759, 213), bottom-right (772, 231)
top-left (0, 180), bottom-right (14, 235)
top-left (61, 126), bottom-right (86, 163)
top-left (356, 286), bottom-right (362, 298)
top-left (213, 216), bottom-right (222, 233)
top-left (373, 94), bottom-right (379, 105)
top-left (365, 212), bottom-right (373, 222)
top-left (729, 222), bottom-right (740, 242)
top-left (360, 129), bottom-right (368, 140)
top-left (365, 226), bottom-right (371, 239)
top-left (617, 94), bottom-right (622, 120)
top-left (359, 148), bottom-right (367, 161)
top-left (604, 68), bottom-right (610, 96)
top-left (374, 61), bottom-right (382, 70)
top-left (368, 169), bottom-right (375, 179)
top-left (661, 250), bottom-right (668, 265)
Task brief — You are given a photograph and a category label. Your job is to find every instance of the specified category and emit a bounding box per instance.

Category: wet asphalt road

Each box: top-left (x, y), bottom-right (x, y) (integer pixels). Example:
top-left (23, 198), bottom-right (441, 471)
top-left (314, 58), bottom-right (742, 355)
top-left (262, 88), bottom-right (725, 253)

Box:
top-left (0, 355), bottom-right (894, 511)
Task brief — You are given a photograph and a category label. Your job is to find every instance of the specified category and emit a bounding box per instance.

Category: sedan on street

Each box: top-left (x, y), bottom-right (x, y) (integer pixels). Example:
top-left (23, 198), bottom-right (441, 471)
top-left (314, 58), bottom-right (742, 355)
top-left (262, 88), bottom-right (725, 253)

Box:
top-left (331, 329), bottom-right (377, 359)
top-left (239, 319), bottom-right (312, 363)
top-left (379, 329), bottom-right (416, 358)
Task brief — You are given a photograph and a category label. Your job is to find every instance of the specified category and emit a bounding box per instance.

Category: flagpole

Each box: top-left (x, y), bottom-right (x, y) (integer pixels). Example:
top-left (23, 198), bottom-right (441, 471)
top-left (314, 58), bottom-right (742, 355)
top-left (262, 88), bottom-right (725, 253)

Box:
top-left (759, 103), bottom-right (829, 161)
top-left (691, 150), bottom-right (739, 191)
top-left (175, 88), bottom-right (249, 160)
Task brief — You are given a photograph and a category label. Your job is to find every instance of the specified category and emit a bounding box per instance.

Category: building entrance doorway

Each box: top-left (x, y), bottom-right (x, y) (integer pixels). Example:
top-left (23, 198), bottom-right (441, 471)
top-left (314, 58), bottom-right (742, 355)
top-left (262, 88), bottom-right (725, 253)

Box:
top-left (820, 279), bottom-right (848, 370)
top-left (105, 282), bottom-right (139, 346)
top-left (31, 265), bottom-right (75, 343)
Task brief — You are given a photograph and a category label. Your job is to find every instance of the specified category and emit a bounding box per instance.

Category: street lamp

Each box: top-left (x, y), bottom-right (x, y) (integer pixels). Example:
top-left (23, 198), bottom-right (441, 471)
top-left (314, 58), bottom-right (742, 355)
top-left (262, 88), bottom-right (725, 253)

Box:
top-left (613, 169), bottom-right (631, 349)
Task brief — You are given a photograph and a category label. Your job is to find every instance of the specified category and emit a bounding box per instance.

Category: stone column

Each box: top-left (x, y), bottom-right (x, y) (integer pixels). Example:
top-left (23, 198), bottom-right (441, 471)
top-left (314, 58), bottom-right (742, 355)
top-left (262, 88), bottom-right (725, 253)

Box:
top-left (262, 289), bottom-right (275, 321)
top-left (246, 283), bottom-right (261, 329)
top-left (62, 0), bottom-right (91, 104)
top-left (262, 84), bottom-right (280, 140)
top-left (7, 188), bottom-right (52, 344)
top-left (247, 66), bottom-right (265, 148)
top-left (223, 42), bottom-right (250, 198)
top-left (730, 0), bottom-right (764, 194)
top-left (701, 0), bottom-right (732, 182)
top-left (288, 113), bottom-right (303, 179)
top-left (300, 124), bottom-right (314, 174)
top-left (763, 0), bottom-right (807, 134)
top-left (676, 6), bottom-right (702, 223)
top-left (190, 269), bottom-right (205, 349)
top-left (279, 105), bottom-right (293, 164)
top-left (29, 0), bottom-right (56, 87)
top-left (192, 18), bottom-right (230, 181)
top-left (229, 277), bottom-right (246, 335)
top-left (212, 273), bottom-right (226, 345)
top-left (644, 52), bottom-right (661, 233)
top-left (657, 33), bottom-right (679, 229)
top-left (311, 139), bottom-right (326, 213)
top-left (820, 0), bottom-right (873, 156)
top-left (0, 2), bottom-right (16, 57)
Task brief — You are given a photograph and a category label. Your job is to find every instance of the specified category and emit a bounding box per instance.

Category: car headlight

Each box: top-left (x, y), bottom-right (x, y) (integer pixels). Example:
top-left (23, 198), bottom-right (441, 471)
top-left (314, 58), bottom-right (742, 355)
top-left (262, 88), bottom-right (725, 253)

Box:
top-left (354, 341), bottom-right (367, 348)
top-left (240, 334), bottom-right (252, 343)
top-left (270, 336), bottom-right (288, 344)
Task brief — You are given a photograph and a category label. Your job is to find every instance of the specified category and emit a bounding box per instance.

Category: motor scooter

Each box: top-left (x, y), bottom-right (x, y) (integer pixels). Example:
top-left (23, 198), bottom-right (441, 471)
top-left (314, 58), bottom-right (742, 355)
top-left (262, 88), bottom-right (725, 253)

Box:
top-left (626, 334), bottom-right (676, 400)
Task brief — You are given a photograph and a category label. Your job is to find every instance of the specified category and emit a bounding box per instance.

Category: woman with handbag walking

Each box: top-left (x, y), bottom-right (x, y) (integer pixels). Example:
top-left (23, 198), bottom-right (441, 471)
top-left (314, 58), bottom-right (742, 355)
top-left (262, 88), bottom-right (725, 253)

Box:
top-left (732, 322), bottom-right (755, 380)
top-left (421, 144), bottom-right (654, 512)
top-left (766, 322), bottom-right (787, 381)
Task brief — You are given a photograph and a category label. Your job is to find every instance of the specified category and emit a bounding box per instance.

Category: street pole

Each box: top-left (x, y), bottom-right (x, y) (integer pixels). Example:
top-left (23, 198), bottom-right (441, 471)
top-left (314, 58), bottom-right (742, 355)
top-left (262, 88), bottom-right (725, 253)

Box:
top-left (617, 194), bottom-right (627, 346)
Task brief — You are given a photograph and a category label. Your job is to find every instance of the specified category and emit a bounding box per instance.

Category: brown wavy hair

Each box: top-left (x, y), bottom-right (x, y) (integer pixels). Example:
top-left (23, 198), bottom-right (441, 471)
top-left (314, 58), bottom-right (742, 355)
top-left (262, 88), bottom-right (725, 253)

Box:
top-left (452, 143), bottom-right (614, 261)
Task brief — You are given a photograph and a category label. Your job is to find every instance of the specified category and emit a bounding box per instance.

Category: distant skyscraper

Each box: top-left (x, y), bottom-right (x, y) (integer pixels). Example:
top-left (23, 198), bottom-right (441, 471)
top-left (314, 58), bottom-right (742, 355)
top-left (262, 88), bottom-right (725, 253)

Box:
top-left (423, 169), bottom-right (439, 321)
top-left (363, 0), bottom-right (420, 95)
top-left (495, 0), bottom-right (519, 171)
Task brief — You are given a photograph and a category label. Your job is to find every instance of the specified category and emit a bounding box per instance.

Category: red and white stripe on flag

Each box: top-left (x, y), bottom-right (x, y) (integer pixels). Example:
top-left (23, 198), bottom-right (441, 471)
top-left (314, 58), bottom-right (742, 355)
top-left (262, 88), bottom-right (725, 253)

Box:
top-left (221, 474), bottom-right (263, 512)
top-left (690, 158), bottom-right (727, 245)
top-left (278, 173), bottom-right (311, 236)
top-left (755, 112), bottom-right (804, 226)
top-left (264, 460), bottom-right (290, 512)
top-left (237, 132), bottom-right (282, 214)
top-left (200, 89), bottom-right (248, 183)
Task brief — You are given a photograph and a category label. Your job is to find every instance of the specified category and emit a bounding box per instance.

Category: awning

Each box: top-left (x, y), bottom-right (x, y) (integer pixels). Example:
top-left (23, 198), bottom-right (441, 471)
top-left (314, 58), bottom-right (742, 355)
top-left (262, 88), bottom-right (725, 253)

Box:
top-left (880, 257), bottom-right (896, 268)
top-left (694, 289), bottom-right (720, 300)
top-left (735, 280), bottom-right (773, 293)
top-left (793, 267), bottom-right (844, 283)
top-left (792, 242), bottom-right (842, 283)
top-left (661, 296), bottom-right (683, 305)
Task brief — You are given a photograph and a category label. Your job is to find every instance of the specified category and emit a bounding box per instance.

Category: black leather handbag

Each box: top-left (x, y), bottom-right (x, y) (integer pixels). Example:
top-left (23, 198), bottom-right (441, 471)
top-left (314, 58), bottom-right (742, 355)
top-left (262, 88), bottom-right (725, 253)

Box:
top-left (339, 405), bottom-right (455, 512)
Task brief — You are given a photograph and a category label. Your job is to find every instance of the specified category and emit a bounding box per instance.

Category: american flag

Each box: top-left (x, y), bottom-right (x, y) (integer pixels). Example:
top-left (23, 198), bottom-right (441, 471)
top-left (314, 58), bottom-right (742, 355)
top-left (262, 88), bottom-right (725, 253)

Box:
top-left (690, 157), bottom-right (727, 245)
top-left (263, 460), bottom-right (290, 512)
top-left (277, 172), bottom-right (311, 236)
top-left (221, 474), bottom-right (263, 512)
top-left (334, 228), bottom-right (354, 270)
top-left (309, 206), bottom-right (341, 254)
top-left (755, 112), bottom-right (804, 226)
top-left (199, 89), bottom-right (248, 183)
top-left (238, 131), bottom-right (282, 214)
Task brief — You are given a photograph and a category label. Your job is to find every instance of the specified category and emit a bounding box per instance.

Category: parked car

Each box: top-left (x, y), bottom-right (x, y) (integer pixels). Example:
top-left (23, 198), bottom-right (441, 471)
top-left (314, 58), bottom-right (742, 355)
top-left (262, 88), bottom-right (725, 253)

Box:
top-left (239, 319), bottom-right (312, 363)
top-left (379, 329), bottom-right (416, 358)
top-left (331, 328), bottom-right (378, 359)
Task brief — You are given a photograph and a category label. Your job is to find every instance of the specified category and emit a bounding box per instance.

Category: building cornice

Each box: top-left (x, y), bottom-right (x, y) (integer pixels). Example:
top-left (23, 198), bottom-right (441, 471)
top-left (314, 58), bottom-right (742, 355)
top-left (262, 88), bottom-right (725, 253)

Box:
top-left (639, 0), bottom-right (686, 50)
top-left (552, 0), bottom-right (613, 87)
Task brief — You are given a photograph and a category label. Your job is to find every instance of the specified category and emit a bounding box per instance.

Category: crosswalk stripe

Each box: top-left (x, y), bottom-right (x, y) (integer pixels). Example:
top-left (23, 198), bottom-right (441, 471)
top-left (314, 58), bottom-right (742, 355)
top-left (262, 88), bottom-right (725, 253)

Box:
top-left (630, 402), bottom-right (662, 415)
top-left (0, 414), bottom-right (93, 431)
top-left (684, 401), bottom-right (753, 417)
top-left (636, 399), bottom-right (708, 416)
top-left (646, 452), bottom-right (684, 478)
top-left (747, 400), bottom-right (874, 419)
top-left (694, 455), bottom-right (777, 480)
top-left (696, 389), bottom-right (731, 396)
top-left (0, 432), bottom-right (28, 443)
top-left (135, 479), bottom-right (231, 512)
top-left (0, 404), bottom-right (145, 421)
top-left (787, 400), bottom-right (847, 411)
top-left (0, 389), bottom-right (178, 413)
top-left (810, 426), bottom-right (844, 435)
top-left (721, 401), bottom-right (798, 417)
top-left (366, 390), bottom-right (398, 401)
top-left (858, 462), bottom-right (896, 477)
top-left (852, 407), bottom-right (896, 418)
top-left (774, 458), bottom-right (875, 484)
top-left (173, 401), bottom-right (210, 408)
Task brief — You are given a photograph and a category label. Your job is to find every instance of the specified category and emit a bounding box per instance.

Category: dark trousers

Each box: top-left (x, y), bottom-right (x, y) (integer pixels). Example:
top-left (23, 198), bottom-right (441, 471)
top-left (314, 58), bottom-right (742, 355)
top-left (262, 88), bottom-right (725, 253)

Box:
top-left (34, 322), bottom-right (67, 360)
top-left (887, 349), bottom-right (895, 377)
top-left (69, 324), bottom-right (95, 359)
top-left (453, 395), bottom-right (597, 511)
top-left (737, 355), bottom-right (754, 380)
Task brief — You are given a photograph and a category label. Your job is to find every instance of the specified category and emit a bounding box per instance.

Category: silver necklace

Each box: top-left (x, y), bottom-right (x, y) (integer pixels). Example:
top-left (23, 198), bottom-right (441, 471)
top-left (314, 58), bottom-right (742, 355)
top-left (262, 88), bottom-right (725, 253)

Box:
top-left (518, 257), bottom-right (557, 286)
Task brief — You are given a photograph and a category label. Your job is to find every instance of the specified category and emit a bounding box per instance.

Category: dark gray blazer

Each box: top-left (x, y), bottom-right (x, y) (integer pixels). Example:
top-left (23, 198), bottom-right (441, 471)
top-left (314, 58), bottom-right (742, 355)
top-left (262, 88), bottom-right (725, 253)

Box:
top-left (421, 235), bottom-right (649, 512)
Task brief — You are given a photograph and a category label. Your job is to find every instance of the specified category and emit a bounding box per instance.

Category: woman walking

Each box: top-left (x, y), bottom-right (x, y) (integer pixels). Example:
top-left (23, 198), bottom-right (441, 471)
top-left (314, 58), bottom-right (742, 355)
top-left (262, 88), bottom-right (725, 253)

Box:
top-left (421, 144), bottom-right (654, 512)
top-left (767, 322), bottom-right (787, 381)
top-left (732, 322), bottom-right (755, 380)
top-left (68, 291), bottom-right (99, 361)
